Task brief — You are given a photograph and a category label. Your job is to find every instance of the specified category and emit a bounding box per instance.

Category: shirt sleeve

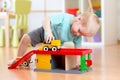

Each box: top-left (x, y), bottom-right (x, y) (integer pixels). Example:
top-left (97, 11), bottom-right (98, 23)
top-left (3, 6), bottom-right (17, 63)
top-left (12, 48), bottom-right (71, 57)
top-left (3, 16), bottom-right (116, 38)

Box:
top-left (73, 36), bottom-right (82, 47)
top-left (50, 13), bottom-right (64, 25)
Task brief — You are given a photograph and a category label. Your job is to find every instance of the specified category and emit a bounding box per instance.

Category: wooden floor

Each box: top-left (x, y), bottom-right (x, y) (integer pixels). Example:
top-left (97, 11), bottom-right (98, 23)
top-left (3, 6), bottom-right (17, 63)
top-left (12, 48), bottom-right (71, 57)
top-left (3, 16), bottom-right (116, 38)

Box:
top-left (0, 44), bottom-right (120, 80)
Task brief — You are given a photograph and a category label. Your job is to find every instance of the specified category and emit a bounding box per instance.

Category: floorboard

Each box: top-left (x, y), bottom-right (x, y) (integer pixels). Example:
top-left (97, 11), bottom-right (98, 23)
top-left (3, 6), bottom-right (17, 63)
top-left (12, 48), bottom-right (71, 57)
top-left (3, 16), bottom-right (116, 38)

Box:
top-left (0, 44), bottom-right (120, 80)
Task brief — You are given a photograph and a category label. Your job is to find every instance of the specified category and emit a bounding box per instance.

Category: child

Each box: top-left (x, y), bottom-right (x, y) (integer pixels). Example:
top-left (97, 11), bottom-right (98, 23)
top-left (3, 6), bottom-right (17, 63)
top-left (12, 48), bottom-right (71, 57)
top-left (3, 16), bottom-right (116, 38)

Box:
top-left (9, 11), bottom-right (100, 67)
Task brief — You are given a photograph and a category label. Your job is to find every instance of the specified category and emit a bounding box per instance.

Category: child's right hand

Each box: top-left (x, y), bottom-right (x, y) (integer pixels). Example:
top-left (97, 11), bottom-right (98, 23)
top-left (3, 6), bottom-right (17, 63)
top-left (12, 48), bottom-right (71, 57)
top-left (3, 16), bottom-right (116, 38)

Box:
top-left (45, 32), bottom-right (54, 43)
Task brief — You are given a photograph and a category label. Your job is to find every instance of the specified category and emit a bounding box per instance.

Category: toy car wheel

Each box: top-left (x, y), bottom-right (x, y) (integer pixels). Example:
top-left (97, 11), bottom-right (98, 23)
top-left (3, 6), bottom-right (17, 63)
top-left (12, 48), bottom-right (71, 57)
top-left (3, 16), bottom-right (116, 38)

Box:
top-left (43, 46), bottom-right (49, 51)
top-left (52, 47), bottom-right (57, 51)
top-left (22, 61), bottom-right (29, 67)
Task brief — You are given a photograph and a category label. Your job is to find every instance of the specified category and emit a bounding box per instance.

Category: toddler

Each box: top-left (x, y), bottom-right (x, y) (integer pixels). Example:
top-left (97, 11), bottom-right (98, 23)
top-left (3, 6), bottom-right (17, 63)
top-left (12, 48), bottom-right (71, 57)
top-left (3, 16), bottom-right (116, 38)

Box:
top-left (9, 11), bottom-right (100, 68)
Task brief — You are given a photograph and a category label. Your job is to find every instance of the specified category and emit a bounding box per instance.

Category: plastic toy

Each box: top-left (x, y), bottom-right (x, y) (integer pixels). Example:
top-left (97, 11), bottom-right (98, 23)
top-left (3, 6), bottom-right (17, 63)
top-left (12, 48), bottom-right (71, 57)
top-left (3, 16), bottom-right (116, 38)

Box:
top-left (8, 40), bottom-right (92, 73)
top-left (39, 40), bottom-right (61, 51)
top-left (37, 40), bottom-right (61, 70)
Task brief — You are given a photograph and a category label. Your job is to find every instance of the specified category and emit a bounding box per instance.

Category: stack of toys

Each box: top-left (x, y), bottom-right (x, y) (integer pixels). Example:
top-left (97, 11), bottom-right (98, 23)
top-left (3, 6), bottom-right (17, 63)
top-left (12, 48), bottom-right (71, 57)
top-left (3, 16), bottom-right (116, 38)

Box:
top-left (92, 0), bottom-right (101, 18)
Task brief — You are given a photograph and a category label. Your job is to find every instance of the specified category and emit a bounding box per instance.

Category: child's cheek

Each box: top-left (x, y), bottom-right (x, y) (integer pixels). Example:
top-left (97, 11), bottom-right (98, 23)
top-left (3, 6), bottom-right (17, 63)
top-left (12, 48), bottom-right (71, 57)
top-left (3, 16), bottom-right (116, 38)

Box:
top-left (72, 29), bottom-right (77, 34)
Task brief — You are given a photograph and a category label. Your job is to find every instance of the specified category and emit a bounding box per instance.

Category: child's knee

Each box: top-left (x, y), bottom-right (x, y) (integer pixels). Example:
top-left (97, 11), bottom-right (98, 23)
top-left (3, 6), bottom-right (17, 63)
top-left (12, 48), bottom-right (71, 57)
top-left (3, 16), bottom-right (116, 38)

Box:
top-left (21, 34), bottom-right (31, 44)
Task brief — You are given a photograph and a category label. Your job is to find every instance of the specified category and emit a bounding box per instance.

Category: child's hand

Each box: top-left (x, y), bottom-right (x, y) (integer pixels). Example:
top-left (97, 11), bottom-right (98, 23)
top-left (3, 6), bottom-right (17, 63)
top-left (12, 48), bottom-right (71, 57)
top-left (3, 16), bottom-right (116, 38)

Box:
top-left (45, 32), bottom-right (54, 43)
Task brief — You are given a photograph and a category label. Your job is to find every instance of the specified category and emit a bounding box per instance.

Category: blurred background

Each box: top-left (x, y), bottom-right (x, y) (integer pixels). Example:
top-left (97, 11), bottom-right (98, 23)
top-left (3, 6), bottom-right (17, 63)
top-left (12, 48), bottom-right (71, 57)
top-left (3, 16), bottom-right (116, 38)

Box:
top-left (0, 1), bottom-right (120, 80)
top-left (0, 0), bottom-right (119, 47)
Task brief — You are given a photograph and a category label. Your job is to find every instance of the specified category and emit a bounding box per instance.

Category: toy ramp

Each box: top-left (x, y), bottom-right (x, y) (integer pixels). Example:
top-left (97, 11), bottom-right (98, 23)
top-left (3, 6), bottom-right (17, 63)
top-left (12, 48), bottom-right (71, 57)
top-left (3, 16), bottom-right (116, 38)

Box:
top-left (8, 50), bottom-right (38, 69)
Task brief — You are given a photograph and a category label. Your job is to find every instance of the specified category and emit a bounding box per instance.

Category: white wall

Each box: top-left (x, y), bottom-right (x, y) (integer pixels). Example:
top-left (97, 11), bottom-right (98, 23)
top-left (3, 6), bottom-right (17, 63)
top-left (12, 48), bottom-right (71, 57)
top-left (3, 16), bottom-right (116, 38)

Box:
top-left (65, 0), bottom-right (79, 10)
top-left (28, 13), bottom-right (44, 31)
top-left (102, 0), bottom-right (118, 45)
top-left (28, 0), bottom-right (64, 31)
top-left (118, 0), bottom-right (120, 40)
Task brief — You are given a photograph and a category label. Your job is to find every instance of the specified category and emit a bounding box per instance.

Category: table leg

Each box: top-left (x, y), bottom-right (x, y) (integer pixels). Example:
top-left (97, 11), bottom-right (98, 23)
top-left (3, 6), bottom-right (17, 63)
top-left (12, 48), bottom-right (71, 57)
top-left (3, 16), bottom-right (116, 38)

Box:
top-left (80, 55), bottom-right (87, 72)
top-left (5, 14), bottom-right (10, 48)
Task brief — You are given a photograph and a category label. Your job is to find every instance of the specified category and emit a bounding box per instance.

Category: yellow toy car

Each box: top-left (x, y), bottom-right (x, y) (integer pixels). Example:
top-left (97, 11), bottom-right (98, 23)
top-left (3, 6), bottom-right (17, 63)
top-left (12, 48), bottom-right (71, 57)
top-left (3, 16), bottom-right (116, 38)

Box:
top-left (39, 40), bottom-right (61, 51)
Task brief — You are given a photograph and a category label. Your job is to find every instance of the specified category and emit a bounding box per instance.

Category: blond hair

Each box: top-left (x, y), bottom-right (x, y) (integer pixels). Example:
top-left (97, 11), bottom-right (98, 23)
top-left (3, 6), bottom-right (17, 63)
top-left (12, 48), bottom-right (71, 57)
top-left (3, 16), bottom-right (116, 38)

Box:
top-left (80, 12), bottom-right (100, 37)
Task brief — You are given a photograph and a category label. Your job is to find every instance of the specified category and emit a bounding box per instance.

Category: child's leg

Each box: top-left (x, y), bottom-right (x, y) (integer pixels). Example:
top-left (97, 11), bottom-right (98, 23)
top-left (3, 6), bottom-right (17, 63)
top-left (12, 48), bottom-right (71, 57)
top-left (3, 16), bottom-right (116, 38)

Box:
top-left (8, 27), bottom-right (44, 66)
top-left (8, 34), bottom-right (31, 66)
top-left (17, 34), bottom-right (31, 57)
top-left (17, 27), bottom-right (44, 57)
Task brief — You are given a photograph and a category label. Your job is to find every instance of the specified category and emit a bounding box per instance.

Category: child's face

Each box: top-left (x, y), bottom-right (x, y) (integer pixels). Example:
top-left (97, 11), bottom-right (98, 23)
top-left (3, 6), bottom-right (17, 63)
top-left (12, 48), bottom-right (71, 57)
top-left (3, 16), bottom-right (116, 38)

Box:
top-left (71, 14), bottom-right (100, 37)
top-left (71, 14), bottom-right (99, 37)
top-left (71, 18), bottom-right (89, 37)
top-left (71, 22), bottom-right (88, 36)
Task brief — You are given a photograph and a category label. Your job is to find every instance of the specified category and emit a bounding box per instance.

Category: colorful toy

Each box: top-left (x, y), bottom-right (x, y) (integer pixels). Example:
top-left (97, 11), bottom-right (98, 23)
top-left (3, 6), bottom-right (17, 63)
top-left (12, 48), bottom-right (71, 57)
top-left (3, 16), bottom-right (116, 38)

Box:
top-left (8, 40), bottom-right (92, 73)
top-left (39, 40), bottom-right (61, 51)
top-left (91, 0), bottom-right (101, 17)
top-left (67, 8), bottom-right (79, 16)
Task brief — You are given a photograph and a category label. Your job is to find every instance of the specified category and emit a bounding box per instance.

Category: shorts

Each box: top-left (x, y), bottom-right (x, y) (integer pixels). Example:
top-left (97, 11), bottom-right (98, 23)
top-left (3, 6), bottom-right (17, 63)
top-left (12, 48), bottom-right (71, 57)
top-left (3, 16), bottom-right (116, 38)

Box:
top-left (27, 27), bottom-right (44, 47)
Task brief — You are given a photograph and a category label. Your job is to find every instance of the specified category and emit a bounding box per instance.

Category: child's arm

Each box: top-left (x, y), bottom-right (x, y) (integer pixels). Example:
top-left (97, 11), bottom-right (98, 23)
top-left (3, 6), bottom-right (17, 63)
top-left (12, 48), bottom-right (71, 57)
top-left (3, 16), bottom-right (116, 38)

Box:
top-left (42, 16), bottom-right (54, 43)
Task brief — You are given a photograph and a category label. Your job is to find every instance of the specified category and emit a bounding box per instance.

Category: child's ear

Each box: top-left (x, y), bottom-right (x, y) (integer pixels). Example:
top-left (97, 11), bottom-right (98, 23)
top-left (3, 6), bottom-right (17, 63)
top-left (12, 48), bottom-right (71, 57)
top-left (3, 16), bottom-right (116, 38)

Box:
top-left (76, 16), bottom-right (83, 21)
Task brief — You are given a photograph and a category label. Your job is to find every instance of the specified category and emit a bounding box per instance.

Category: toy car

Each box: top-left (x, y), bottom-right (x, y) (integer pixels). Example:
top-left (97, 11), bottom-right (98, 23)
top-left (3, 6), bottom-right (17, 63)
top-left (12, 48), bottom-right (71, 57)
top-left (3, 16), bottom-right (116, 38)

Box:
top-left (39, 40), bottom-right (61, 51)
